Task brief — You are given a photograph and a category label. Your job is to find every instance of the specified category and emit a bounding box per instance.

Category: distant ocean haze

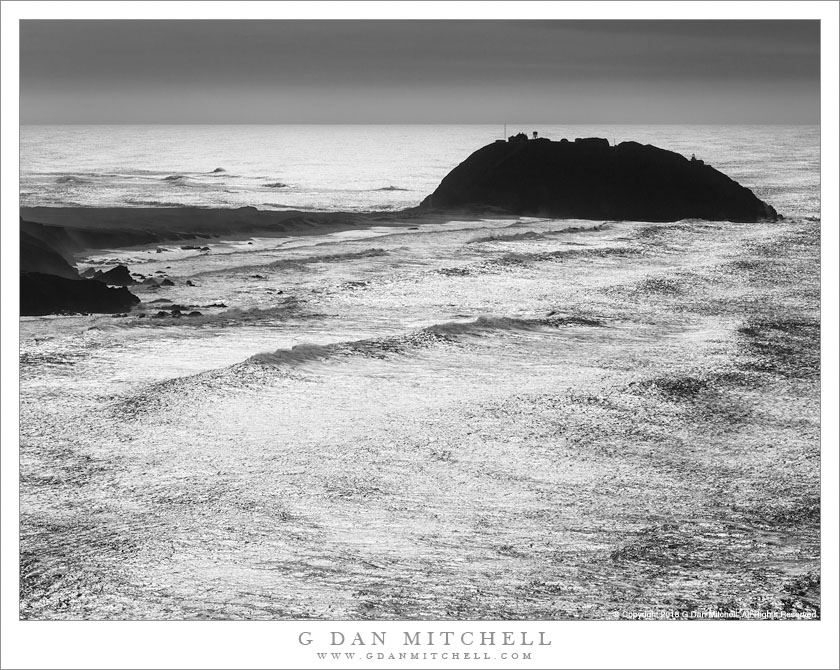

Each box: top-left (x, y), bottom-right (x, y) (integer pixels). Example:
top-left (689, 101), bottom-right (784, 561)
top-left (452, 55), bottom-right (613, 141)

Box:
top-left (20, 124), bottom-right (819, 219)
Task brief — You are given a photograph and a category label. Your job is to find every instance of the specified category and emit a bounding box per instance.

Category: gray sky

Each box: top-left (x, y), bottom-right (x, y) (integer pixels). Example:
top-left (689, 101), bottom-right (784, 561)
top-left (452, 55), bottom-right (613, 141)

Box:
top-left (20, 20), bottom-right (820, 124)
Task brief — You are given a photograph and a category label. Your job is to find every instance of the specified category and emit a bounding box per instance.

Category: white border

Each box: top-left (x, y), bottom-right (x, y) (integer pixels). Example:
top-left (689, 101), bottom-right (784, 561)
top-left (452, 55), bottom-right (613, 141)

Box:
top-left (2, 3), bottom-right (838, 669)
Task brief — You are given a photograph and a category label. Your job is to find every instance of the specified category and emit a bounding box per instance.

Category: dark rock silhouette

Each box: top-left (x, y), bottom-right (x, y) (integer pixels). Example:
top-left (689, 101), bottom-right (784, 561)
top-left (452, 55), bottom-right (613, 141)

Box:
top-left (22, 217), bottom-right (161, 254)
top-left (418, 138), bottom-right (779, 222)
top-left (18, 208), bottom-right (381, 258)
top-left (92, 264), bottom-right (136, 286)
top-left (20, 228), bottom-right (79, 279)
top-left (20, 220), bottom-right (143, 315)
top-left (21, 273), bottom-right (140, 316)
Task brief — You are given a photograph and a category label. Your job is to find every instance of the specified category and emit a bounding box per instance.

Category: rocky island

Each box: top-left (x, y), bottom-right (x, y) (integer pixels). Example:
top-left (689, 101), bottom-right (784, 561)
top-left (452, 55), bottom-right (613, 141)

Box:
top-left (417, 136), bottom-right (779, 222)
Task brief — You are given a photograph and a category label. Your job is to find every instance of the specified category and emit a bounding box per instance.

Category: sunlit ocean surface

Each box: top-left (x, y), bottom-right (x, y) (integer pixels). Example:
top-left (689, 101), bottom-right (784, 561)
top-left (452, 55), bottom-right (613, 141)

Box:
top-left (19, 125), bottom-right (821, 619)
top-left (20, 124), bottom-right (819, 217)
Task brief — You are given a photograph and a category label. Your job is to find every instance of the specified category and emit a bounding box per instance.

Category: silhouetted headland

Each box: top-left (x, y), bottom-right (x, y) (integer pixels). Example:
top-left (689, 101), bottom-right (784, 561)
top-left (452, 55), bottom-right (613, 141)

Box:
top-left (21, 272), bottom-right (140, 316)
top-left (416, 137), bottom-right (779, 222)
top-left (20, 217), bottom-right (145, 316)
top-left (18, 208), bottom-right (404, 316)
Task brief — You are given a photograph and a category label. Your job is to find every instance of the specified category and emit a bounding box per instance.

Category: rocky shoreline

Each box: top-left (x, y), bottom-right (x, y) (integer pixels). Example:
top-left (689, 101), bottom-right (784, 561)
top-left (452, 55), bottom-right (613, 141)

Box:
top-left (20, 139), bottom-right (780, 315)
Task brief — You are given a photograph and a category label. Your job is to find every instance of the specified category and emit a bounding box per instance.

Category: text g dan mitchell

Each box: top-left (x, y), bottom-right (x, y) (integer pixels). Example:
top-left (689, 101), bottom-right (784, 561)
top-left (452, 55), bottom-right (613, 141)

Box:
top-left (298, 631), bottom-right (552, 647)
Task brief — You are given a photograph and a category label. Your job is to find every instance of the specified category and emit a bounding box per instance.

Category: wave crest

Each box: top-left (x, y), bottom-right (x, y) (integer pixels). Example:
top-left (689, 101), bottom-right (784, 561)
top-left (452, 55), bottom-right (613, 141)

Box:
top-left (468, 224), bottom-right (607, 244)
top-left (249, 314), bottom-right (602, 368)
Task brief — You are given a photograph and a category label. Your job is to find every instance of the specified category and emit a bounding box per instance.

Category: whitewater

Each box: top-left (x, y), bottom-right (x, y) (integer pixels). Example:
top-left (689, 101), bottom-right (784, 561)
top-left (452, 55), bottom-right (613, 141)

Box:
top-left (19, 125), bottom-right (821, 619)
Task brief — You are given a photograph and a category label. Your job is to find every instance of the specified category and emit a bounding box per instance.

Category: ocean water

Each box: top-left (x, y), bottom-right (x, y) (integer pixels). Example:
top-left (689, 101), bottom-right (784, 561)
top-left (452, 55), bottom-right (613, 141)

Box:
top-left (20, 124), bottom-right (819, 216)
top-left (19, 125), bottom-right (821, 619)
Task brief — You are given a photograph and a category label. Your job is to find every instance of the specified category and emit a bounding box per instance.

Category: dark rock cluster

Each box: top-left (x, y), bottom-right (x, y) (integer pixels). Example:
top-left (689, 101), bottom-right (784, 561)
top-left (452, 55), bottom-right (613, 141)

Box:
top-left (91, 264), bottom-right (136, 286)
top-left (21, 272), bottom-right (140, 316)
top-left (20, 218), bottom-right (142, 316)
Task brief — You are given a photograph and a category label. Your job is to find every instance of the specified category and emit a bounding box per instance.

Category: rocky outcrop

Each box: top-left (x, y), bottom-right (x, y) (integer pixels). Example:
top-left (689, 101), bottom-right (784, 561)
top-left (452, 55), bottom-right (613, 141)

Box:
top-left (20, 219), bottom-right (143, 315)
top-left (92, 264), bottom-right (136, 286)
top-left (21, 273), bottom-right (141, 316)
top-left (417, 138), bottom-right (779, 222)
top-left (20, 230), bottom-right (79, 279)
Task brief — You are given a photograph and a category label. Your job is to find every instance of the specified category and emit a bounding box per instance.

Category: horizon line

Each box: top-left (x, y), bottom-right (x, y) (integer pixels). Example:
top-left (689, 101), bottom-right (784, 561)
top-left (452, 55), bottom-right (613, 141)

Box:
top-left (19, 121), bottom-right (821, 127)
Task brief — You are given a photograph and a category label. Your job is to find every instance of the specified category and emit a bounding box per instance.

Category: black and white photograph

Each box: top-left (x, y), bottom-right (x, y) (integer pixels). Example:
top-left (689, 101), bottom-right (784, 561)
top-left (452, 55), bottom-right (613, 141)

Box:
top-left (2, 2), bottom-right (838, 669)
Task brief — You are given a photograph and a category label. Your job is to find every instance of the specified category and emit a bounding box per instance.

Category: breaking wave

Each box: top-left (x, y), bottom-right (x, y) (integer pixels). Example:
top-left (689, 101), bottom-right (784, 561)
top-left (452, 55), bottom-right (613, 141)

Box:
top-left (55, 175), bottom-right (91, 184)
top-left (468, 224), bottom-right (607, 244)
top-left (267, 248), bottom-right (389, 267)
top-left (124, 199), bottom-right (192, 207)
top-left (433, 243), bottom-right (642, 278)
top-left (110, 311), bottom-right (603, 421)
top-left (249, 314), bottom-right (602, 367)
top-left (225, 248), bottom-right (389, 274)
top-left (123, 302), bottom-right (306, 328)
